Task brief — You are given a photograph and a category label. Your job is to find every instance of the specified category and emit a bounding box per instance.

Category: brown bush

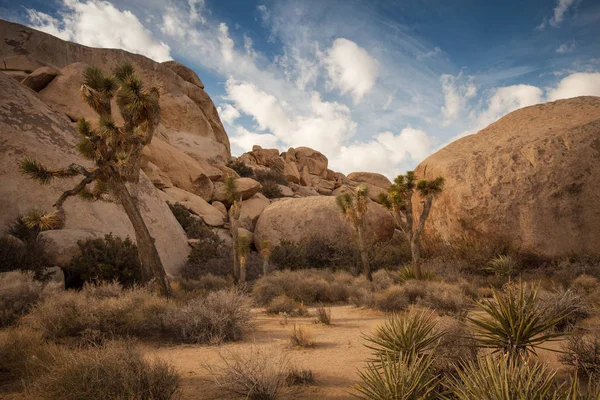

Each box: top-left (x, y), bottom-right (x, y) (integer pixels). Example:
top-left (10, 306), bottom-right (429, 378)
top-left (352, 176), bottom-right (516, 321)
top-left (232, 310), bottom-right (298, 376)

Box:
top-left (28, 341), bottom-right (181, 400)
top-left (266, 294), bottom-right (301, 315)
top-left (374, 285), bottom-right (410, 312)
top-left (571, 274), bottom-right (600, 295)
top-left (560, 332), bottom-right (600, 377)
top-left (0, 271), bottom-right (61, 327)
top-left (434, 317), bottom-right (479, 374)
top-left (289, 324), bottom-right (314, 347)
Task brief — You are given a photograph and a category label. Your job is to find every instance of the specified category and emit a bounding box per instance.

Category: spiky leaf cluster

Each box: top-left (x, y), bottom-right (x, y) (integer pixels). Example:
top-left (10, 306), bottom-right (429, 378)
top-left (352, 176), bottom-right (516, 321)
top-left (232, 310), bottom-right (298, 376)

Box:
top-left (336, 184), bottom-right (369, 226)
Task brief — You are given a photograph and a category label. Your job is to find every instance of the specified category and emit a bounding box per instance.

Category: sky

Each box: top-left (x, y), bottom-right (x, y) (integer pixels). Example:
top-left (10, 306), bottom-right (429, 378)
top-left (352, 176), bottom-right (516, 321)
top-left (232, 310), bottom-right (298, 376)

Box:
top-left (1, 0), bottom-right (600, 177)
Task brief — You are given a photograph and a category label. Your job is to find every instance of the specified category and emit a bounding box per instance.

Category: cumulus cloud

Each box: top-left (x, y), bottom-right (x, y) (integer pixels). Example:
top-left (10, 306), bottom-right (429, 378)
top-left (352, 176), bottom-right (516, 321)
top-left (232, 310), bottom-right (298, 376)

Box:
top-left (440, 73), bottom-right (477, 125)
top-left (217, 103), bottom-right (241, 125)
top-left (26, 0), bottom-right (171, 62)
top-left (475, 84), bottom-right (544, 129)
top-left (556, 42), bottom-right (576, 53)
top-left (218, 23), bottom-right (234, 63)
top-left (325, 38), bottom-right (379, 104)
top-left (229, 126), bottom-right (280, 154)
top-left (546, 72), bottom-right (600, 101)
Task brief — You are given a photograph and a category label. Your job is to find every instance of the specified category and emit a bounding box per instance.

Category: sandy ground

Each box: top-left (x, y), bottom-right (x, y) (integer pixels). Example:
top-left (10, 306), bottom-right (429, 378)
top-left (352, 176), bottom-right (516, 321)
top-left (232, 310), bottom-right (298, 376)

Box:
top-left (143, 305), bottom-right (388, 400)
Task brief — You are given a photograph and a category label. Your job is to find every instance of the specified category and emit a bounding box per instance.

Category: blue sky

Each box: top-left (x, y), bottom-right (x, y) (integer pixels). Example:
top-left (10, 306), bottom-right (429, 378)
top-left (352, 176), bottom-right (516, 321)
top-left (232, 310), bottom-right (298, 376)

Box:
top-left (2, 0), bottom-right (600, 176)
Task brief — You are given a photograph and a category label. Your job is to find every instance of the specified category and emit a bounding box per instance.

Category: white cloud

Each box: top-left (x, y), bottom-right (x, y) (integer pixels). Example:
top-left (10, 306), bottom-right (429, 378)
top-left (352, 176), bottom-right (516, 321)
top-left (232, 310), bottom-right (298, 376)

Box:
top-left (547, 72), bottom-right (600, 101)
top-left (475, 84), bottom-right (543, 129)
top-left (26, 0), bottom-right (171, 62)
top-left (417, 46), bottom-right (442, 61)
top-left (440, 73), bottom-right (477, 125)
top-left (218, 23), bottom-right (234, 63)
top-left (325, 38), bottom-right (379, 104)
top-left (556, 42), bottom-right (576, 54)
top-left (188, 0), bottom-right (205, 23)
top-left (551, 0), bottom-right (576, 26)
top-left (217, 103), bottom-right (241, 125)
top-left (229, 126), bottom-right (280, 153)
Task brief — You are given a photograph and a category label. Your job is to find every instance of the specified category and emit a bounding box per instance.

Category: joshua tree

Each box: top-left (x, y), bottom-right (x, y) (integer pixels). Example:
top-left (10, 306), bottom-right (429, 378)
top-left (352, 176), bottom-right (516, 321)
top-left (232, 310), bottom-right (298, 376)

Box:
top-left (336, 184), bottom-right (372, 281)
top-left (260, 240), bottom-right (271, 276)
top-left (19, 63), bottom-right (171, 296)
top-left (225, 176), bottom-right (242, 284)
top-left (237, 234), bottom-right (251, 284)
top-left (378, 171), bottom-right (444, 279)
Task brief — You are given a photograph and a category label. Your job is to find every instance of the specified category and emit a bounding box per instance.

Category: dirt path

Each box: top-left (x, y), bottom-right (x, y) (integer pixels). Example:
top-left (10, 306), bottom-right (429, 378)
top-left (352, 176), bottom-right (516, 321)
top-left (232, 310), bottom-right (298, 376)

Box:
top-left (143, 305), bottom-right (388, 399)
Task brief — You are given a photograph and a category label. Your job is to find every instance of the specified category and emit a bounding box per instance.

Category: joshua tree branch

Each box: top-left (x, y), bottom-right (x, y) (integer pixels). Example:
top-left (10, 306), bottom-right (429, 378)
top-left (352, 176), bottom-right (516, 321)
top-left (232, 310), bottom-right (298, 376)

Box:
top-left (414, 196), bottom-right (433, 241)
top-left (53, 170), bottom-right (100, 209)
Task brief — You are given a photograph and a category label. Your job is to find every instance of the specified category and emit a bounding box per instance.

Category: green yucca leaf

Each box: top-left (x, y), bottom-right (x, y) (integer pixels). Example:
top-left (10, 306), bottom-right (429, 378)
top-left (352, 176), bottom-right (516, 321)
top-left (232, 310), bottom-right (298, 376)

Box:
top-left (113, 62), bottom-right (135, 82)
top-left (224, 176), bottom-right (240, 204)
top-left (446, 353), bottom-right (560, 400)
top-left (77, 138), bottom-right (97, 160)
top-left (468, 281), bottom-right (572, 358)
top-left (83, 66), bottom-right (116, 94)
top-left (353, 352), bottom-right (439, 400)
top-left (19, 157), bottom-right (54, 184)
top-left (22, 209), bottom-right (63, 231)
top-left (364, 309), bottom-right (444, 360)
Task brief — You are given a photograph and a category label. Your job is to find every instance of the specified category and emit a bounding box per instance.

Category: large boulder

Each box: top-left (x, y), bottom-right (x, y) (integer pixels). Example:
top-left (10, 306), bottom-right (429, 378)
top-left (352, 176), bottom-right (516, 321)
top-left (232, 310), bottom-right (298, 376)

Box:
top-left (162, 60), bottom-right (204, 88)
top-left (294, 147), bottom-right (328, 177)
top-left (39, 229), bottom-right (104, 267)
top-left (414, 96), bottom-right (600, 258)
top-left (0, 71), bottom-right (189, 275)
top-left (347, 172), bottom-right (392, 189)
top-left (163, 187), bottom-right (225, 227)
top-left (21, 66), bottom-right (59, 92)
top-left (283, 161), bottom-right (301, 183)
top-left (212, 178), bottom-right (262, 203)
top-left (0, 19), bottom-right (230, 161)
top-left (239, 193), bottom-right (270, 231)
top-left (254, 196), bottom-right (395, 250)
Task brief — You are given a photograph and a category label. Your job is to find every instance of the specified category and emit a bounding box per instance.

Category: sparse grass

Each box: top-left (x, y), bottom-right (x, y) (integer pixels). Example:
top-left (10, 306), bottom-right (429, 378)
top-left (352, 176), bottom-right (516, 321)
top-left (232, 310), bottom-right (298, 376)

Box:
top-left (28, 341), bottom-right (181, 400)
top-left (204, 346), bottom-right (290, 400)
top-left (315, 305), bottom-right (332, 325)
top-left (0, 271), bottom-right (61, 327)
top-left (286, 368), bottom-right (315, 386)
top-left (289, 324), bottom-right (315, 347)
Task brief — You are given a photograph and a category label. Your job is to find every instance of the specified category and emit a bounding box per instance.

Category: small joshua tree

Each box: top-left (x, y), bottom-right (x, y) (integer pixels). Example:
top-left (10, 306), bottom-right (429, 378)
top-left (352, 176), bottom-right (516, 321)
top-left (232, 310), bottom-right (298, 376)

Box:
top-left (225, 176), bottom-right (242, 284)
top-left (336, 184), bottom-right (372, 281)
top-left (19, 63), bottom-right (171, 296)
top-left (237, 234), bottom-right (251, 284)
top-left (260, 240), bottom-right (271, 276)
top-left (378, 171), bottom-right (444, 280)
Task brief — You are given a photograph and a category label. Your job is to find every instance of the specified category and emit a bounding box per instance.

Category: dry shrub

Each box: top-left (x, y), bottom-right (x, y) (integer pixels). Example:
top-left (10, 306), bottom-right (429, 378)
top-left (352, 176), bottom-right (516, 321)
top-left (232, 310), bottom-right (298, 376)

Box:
top-left (371, 281), bottom-right (469, 316)
top-left (25, 283), bottom-right (252, 344)
top-left (560, 332), bottom-right (600, 376)
top-left (571, 274), bottom-right (600, 295)
top-left (205, 346), bottom-right (290, 400)
top-left (434, 317), bottom-right (478, 375)
top-left (28, 341), bottom-right (181, 400)
top-left (175, 274), bottom-right (229, 293)
top-left (538, 288), bottom-right (589, 331)
top-left (286, 368), bottom-right (315, 385)
top-left (266, 294), bottom-right (301, 315)
top-left (0, 271), bottom-right (61, 327)
top-left (0, 327), bottom-right (59, 390)
top-left (315, 306), bottom-right (332, 325)
top-left (289, 324), bottom-right (314, 347)
top-left (163, 289), bottom-right (252, 344)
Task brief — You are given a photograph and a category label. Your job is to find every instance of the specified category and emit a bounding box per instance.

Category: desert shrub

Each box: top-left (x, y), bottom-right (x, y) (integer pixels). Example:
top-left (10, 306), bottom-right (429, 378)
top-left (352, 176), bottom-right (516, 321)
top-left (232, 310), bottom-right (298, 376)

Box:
top-left (227, 159), bottom-right (254, 177)
top-left (289, 324), bottom-right (314, 347)
top-left (29, 342), bottom-right (181, 400)
top-left (270, 240), bottom-right (307, 270)
top-left (205, 346), bottom-right (290, 400)
top-left (168, 202), bottom-right (217, 240)
top-left (468, 281), bottom-right (572, 357)
top-left (368, 236), bottom-right (411, 271)
top-left (67, 233), bottom-right (141, 288)
top-left (0, 271), bottom-right (61, 327)
top-left (266, 294), bottom-right (301, 315)
top-left (286, 368), bottom-right (315, 385)
top-left (371, 269), bottom-right (394, 290)
top-left (365, 309), bottom-right (443, 359)
top-left (0, 327), bottom-right (59, 389)
top-left (486, 254), bottom-right (521, 278)
top-left (0, 234), bottom-right (51, 281)
top-left (315, 305), bottom-right (332, 325)
top-left (162, 289), bottom-right (252, 344)
top-left (395, 265), bottom-right (436, 283)
top-left (538, 288), bottom-right (589, 331)
top-left (353, 352), bottom-right (439, 400)
top-left (374, 285), bottom-right (410, 312)
top-left (446, 354), bottom-right (558, 400)
top-left (434, 317), bottom-right (479, 375)
top-left (560, 332), bottom-right (600, 377)
top-left (82, 280), bottom-right (125, 298)
top-left (255, 170), bottom-right (288, 186)
top-left (176, 274), bottom-right (229, 293)
top-left (260, 180), bottom-right (284, 198)
top-left (571, 274), bottom-right (600, 295)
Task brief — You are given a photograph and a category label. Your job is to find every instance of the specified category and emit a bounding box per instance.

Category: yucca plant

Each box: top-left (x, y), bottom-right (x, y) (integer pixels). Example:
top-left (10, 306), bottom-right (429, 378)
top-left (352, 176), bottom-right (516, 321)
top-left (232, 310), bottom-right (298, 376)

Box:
top-left (337, 184), bottom-right (372, 281)
top-left (486, 255), bottom-right (520, 278)
top-left (353, 352), bottom-right (439, 400)
top-left (468, 281), bottom-right (572, 358)
top-left (378, 172), bottom-right (444, 280)
top-left (563, 373), bottom-right (600, 400)
top-left (396, 265), bottom-right (436, 283)
top-left (364, 309), bottom-right (444, 360)
top-left (446, 354), bottom-right (560, 400)
top-left (20, 209), bottom-right (64, 232)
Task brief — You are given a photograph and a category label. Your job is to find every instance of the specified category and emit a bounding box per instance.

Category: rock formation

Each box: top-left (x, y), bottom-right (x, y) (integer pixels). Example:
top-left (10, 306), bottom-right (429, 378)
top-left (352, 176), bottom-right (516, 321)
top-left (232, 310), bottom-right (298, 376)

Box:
top-left (414, 96), bottom-right (600, 258)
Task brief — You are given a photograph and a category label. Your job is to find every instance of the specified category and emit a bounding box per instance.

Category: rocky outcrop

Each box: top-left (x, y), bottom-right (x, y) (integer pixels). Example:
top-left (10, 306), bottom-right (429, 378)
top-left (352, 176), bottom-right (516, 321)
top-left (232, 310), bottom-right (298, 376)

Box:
top-left (21, 66), bottom-right (59, 92)
top-left (293, 147), bottom-right (329, 176)
top-left (212, 178), bottom-right (262, 203)
top-left (0, 72), bottom-right (190, 274)
top-left (239, 193), bottom-right (270, 231)
top-left (163, 187), bottom-right (225, 227)
top-left (253, 196), bottom-right (395, 250)
top-left (40, 229), bottom-right (104, 267)
top-left (0, 19), bottom-right (230, 161)
top-left (347, 172), bottom-right (392, 189)
top-left (414, 96), bottom-right (600, 258)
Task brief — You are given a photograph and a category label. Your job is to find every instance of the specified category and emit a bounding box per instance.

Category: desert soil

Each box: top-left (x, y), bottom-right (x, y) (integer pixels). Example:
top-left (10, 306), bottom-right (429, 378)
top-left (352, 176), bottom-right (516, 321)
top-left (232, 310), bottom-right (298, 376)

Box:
top-left (144, 305), bottom-right (388, 400)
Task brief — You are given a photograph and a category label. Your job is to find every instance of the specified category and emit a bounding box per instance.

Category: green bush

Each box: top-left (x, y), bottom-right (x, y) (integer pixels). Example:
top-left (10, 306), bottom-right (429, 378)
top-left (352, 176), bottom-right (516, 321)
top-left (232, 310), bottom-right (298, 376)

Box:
top-left (0, 235), bottom-right (51, 281)
top-left (260, 180), bottom-right (284, 199)
top-left (168, 202), bottom-right (217, 240)
top-left (67, 234), bottom-right (141, 288)
top-left (0, 271), bottom-right (61, 327)
top-left (227, 159), bottom-right (254, 177)
top-left (270, 240), bottom-right (307, 270)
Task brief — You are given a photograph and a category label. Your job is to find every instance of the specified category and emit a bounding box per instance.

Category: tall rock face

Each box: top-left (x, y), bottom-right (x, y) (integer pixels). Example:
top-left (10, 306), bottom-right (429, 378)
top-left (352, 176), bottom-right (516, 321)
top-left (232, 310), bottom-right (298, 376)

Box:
top-left (0, 19), bottom-right (230, 162)
top-left (0, 72), bottom-right (190, 275)
top-left (414, 96), bottom-right (600, 258)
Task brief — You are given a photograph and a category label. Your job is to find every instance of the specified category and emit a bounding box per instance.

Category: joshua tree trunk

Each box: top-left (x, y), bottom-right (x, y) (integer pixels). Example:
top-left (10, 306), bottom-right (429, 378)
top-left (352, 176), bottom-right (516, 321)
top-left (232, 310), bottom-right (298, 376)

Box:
top-left (357, 226), bottom-right (372, 282)
top-left (230, 219), bottom-right (240, 284)
top-left (410, 238), bottom-right (422, 280)
top-left (240, 256), bottom-right (247, 285)
top-left (110, 176), bottom-right (171, 296)
top-left (411, 197), bottom-right (433, 280)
